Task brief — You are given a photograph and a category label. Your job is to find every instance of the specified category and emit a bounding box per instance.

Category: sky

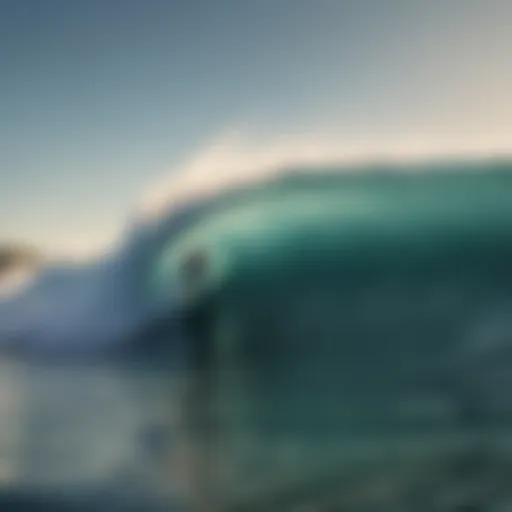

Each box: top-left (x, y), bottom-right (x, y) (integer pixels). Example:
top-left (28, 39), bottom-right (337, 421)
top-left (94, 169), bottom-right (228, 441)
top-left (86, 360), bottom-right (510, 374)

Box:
top-left (1, 0), bottom-right (512, 258)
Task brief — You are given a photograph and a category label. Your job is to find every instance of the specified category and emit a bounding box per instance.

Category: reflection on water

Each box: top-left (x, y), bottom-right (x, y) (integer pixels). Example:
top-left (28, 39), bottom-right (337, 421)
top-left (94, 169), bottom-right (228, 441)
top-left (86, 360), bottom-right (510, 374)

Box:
top-left (0, 357), bottom-right (183, 511)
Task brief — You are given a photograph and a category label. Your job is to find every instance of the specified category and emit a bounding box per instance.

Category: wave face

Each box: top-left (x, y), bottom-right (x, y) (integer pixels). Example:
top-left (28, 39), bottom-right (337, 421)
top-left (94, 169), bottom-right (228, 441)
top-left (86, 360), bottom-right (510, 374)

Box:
top-left (1, 159), bottom-right (512, 360)
top-left (145, 161), bottom-right (512, 511)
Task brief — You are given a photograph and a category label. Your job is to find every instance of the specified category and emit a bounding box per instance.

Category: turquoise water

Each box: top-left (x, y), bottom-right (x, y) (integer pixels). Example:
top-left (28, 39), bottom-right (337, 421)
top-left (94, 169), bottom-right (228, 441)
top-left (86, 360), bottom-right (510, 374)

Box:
top-left (148, 166), bottom-right (512, 509)
top-left (150, 165), bottom-right (512, 309)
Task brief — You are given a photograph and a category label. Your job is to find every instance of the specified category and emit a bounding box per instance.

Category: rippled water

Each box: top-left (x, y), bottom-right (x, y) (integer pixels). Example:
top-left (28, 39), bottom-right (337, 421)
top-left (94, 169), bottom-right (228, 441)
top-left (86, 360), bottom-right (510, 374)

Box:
top-left (0, 357), bottom-right (183, 510)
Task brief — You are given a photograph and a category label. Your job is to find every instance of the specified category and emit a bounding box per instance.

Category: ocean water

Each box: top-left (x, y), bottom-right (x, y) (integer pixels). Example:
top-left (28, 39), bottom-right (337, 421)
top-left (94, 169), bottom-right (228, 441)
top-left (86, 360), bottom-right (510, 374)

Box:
top-left (3, 164), bottom-right (512, 510)
top-left (0, 357), bottom-right (183, 511)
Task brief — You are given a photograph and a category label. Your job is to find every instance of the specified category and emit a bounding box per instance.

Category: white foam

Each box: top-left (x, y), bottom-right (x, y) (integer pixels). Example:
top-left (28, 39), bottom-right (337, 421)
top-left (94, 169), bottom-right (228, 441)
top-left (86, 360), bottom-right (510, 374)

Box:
top-left (137, 130), bottom-right (512, 224)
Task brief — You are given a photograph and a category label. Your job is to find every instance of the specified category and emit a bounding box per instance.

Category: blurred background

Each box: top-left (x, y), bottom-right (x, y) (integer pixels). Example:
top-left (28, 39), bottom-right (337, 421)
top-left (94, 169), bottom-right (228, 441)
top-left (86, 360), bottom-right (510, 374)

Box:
top-left (2, 0), bottom-right (512, 262)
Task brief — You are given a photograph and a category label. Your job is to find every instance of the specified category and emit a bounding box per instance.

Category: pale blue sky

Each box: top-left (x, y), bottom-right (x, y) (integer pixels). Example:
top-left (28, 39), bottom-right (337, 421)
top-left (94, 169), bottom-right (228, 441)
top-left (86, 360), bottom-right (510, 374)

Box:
top-left (1, 0), bottom-right (512, 257)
